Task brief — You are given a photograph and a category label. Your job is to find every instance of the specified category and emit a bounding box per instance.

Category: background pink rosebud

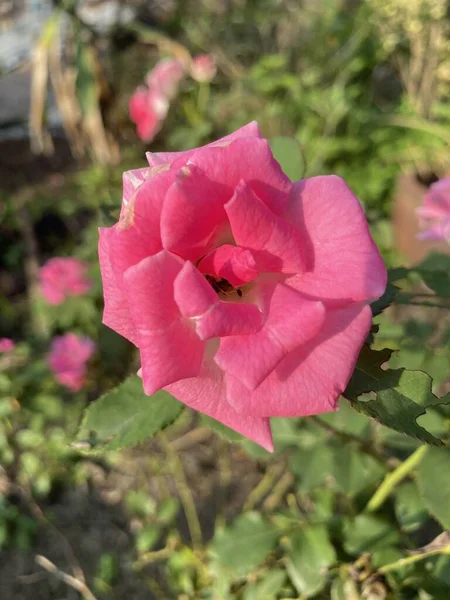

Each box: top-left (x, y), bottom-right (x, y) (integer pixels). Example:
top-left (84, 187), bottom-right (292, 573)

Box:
top-left (190, 54), bottom-right (216, 82)
top-left (0, 338), bottom-right (15, 353)
top-left (416, 178), bottom-right (450, 242)
top-left (146, 58), bottom-right (185, 99)
top-left (48, 333), bottom-right (96, 392)
top-left (130, 58), bottom-right (185, 142)
top-left (129, 87), bottom-right (169, 142)
top-left (40, 257), bottom-right (92, 305)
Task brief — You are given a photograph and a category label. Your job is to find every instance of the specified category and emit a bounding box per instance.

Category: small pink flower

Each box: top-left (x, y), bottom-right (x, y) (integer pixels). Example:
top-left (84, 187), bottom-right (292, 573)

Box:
top-left (190, 54), bottom-right (216, 83)
top-left (40, 257), bottom-right (92, 305)
top-left (99, 122), bottom-right (386, 451)
top-left (147, 58), bottom-right (185, 99)
top-left (130, 58), bottom-right (185, 142)
top-left (129, 87), bottom-right (168, 142)
top-left (416, 178), bottom-right (450, 242)
top-left (0, 338), bottom-right (15, 353)
top-left (48, 333), bottom-right (96, 392)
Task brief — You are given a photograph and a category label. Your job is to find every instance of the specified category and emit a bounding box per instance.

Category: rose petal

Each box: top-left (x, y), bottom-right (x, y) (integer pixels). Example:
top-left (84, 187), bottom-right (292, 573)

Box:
top-left (161, 164), bottom-right (229, 261)
top-left (165, 359), bottom-right (274, 452)
top-left (187, 138), bottom-right (291, 215)
top-left (285, 176), bottom-right (387, 305)
top-left (225, 180), bottom-right (305, 274)
top-left (122, 167), bottom-right (151, 206)
top-left (99, 227), bottom-right (138, 345)
top-left (145, 121), bottom-right (261, 167)
top-left (123, 251), bottom-right (204, 395)
top-left (174, 261), bottom-right (263, 339)
top-left (226, 303), bottom-right (372, 417)
top-left (215, 283), bottom-right (325, 390)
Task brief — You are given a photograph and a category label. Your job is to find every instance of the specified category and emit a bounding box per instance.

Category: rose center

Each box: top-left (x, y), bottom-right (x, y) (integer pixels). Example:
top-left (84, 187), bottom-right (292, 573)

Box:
top-left (205, 274), bottom-right (243, 299)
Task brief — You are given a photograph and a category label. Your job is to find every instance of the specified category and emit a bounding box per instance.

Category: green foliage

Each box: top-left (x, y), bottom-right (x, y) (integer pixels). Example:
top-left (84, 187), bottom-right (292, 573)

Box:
top-left (269, 137), bottom-right (305, 181)
top-left (211, 512), bottom-right (278, 577)
top-left (416, 448), bottom-right (450, 530)
top-left (345, 346), bottom-right (448, 446)
top-left (286, 525), bottom-right (336, 597)
top-left (76, 376), bottom-right (183, 451)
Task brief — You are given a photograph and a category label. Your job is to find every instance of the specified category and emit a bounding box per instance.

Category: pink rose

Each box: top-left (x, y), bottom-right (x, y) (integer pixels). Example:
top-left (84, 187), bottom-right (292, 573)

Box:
top-left (0, 338), bottom-right (15, 353)
top-left (190, 54), bottom-right (216, 83)
top-left (48, 333), bottom-right (96, 392)
top-left (40, 257), bottom-right (92, 305)
top-left (416, 178), bottom-right (450, 242)
top-left (99, 122), bottom-right (386, 451)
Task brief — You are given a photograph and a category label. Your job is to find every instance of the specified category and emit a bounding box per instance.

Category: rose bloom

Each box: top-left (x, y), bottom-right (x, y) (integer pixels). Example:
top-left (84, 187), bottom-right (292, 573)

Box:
top-left (99, 122), bottom-right (386, 451)
top-left (416, 178), bottom-right (450, 242)
top-left (48, 333), bottom-right (96, 392)
top-left (40, 257), bottom-right (92, 305)
top-left (0, 338), bottom-right (15, 353)
top-left (190, 54), bottom-right (216, 83)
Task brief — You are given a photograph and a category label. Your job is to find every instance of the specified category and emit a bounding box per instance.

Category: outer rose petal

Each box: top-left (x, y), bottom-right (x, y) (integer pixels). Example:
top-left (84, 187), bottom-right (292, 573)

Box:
top-left (99, 227), bottom-right (138, 345)
top-left (145, 121), bottom-right (261, 167)
top-left (174, 261), bottom-right (264, 339)
top-left (187, 138), bottom-right (291, 215)
top-left (165, 360), bottom-right (274, 452)
top-left (225, 181), bottom-right (305, 274)
top-left (285, 176), bottom-right (387, 305)
top-left (122, 167), bottom-right (151, 206)
top-left (123, 251), bottom-right (204, 395)
top-left (111, 167), bottom-right (178, 277)
top-left (161, 165), bottom-right (229, 261)
top-left (226, 304), bottom-right (372, 417)
top-left (215, 284), bottom-right (325, 390)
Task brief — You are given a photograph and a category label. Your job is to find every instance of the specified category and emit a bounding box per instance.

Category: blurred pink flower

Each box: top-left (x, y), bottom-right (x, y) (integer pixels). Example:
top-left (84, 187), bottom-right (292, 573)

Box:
top-left (48, 333), bottom-right (96, 392)
top-left (0, 338), bottom-right (15, 353)
top-left (416, 178), bottom-right (450, 242)
top-left (147, 58), bottom-right (185, 99)
top-left (191, 54), bottom-right (216, 82)
top-left (130, 58), bottom-right (185, 142)
top-left (40, 257), bottom-right (92, 305)
top-left (129, 87), bottom-right (169, 142)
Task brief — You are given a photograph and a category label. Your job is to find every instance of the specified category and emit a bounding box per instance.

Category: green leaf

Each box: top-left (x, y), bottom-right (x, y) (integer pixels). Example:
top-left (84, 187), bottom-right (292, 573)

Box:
top-left (371, 281), bottom-right (398, 316)
top-left (342, 514), bottom-right (400, 555)
top-left (345, 346), bottom-right (445, 446)
top-left (269, 137), bottom-right (305, 181)
top-left (319, 398), bottom-right (371, 438)
top-left (210, 512), bottom-right (278, 576)
top-left (416, 448), bottom-right (450, 530)
top-left (286, 525), bottom-right (336, 597)
top-left (330, 578), bottom-right (360, 600)
top-left (395, 482), bottom-right (428, 532)
top-left (417, 253), bottom-right (450, 297)
top-left (331, 444), bottom-right (385, 497)
top-left (290, 445), bottom-right (334, 492)
top-left (242, 569), bottom-right (286, 600)
top-left (76, 376), bottom-right (183, 451)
